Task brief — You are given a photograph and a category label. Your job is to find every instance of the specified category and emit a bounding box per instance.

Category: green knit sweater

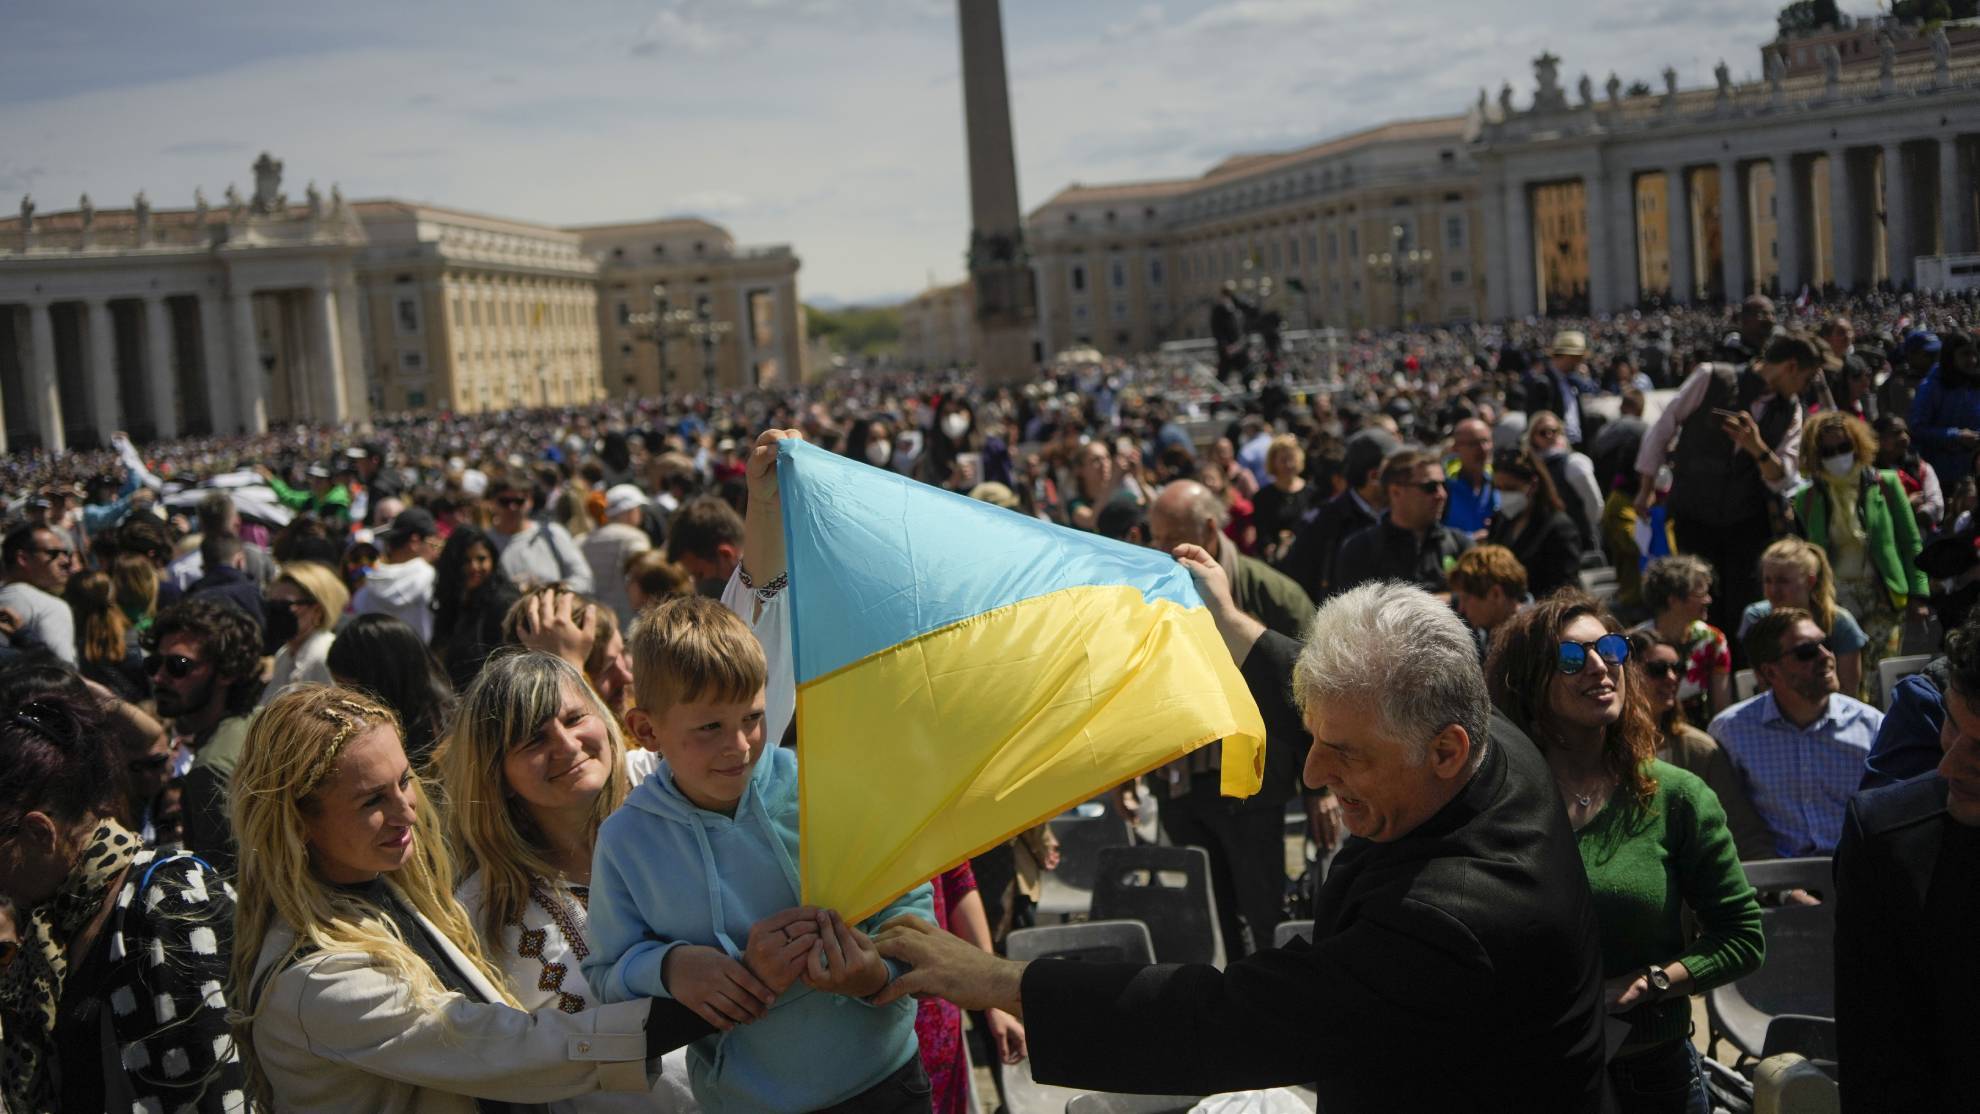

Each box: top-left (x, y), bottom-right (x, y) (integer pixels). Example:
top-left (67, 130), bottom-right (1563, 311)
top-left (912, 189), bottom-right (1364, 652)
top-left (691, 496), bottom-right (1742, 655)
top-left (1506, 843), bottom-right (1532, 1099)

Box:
top-left (1576, 759), bottom-right (1765, 1046)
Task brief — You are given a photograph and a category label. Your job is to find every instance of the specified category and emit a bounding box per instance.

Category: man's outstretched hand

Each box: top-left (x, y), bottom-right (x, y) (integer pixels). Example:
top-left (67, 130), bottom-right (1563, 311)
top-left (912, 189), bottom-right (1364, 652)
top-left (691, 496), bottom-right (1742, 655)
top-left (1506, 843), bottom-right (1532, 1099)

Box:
top-left (870, 915), bottom-right (1027, 1015)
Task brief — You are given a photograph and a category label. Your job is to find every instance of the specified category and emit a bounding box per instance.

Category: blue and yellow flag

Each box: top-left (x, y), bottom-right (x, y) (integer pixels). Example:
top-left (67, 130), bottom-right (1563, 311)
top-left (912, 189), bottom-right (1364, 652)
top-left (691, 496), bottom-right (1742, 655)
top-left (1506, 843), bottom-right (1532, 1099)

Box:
top-left (777, 439), bottom-right (1266, 921)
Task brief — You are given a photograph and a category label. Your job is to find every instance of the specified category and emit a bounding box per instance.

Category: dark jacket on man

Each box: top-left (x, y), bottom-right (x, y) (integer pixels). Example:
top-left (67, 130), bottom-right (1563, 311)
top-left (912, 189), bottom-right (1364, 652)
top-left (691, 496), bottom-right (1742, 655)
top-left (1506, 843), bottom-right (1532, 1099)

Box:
top-left (1330, 515), bottom-right (1473, 598)
top-left (1486, 506), bottom-right (1584, 598)
top-left (1834, 773), bottom-right (1980, 1112)
top-left (1279, 491), bottom-right (1379, 601)
top-left (1019, 630), bottom-right (1609, 1113)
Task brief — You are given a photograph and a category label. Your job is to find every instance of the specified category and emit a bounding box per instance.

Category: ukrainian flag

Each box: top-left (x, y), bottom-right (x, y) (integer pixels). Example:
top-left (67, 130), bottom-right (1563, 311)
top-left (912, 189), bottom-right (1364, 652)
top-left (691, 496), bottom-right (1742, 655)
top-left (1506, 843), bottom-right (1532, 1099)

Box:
top-left (776, 439), bottom-right (1266, 921)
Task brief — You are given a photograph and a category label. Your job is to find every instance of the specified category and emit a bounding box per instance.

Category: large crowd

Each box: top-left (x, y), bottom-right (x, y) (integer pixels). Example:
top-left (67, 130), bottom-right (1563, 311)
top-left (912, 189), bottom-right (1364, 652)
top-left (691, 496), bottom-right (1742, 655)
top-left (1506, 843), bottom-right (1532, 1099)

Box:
top-left (2, 285), bottom-right (1978, 1113)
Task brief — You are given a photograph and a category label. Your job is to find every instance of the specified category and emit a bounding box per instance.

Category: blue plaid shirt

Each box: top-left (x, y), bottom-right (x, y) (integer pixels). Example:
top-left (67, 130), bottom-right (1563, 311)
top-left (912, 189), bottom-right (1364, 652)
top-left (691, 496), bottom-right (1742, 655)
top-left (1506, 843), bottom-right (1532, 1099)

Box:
top-left (1708, 691), bottom-right (1883, 857)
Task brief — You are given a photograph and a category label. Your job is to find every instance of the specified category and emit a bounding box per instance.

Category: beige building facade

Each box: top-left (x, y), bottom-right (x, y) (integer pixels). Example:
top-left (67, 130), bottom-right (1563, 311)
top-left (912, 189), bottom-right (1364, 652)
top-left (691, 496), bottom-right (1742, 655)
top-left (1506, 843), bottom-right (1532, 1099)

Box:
top-left (0, 155), bottom-right (807, 449)
top-left (899, 279), bottom-right (979, 370)
top-left (1026, 116), bottom-right (1491, 358)
top-left (573, 218), bottom-right (807, 398)
top-left (354, 201), bottom-right (603, 414)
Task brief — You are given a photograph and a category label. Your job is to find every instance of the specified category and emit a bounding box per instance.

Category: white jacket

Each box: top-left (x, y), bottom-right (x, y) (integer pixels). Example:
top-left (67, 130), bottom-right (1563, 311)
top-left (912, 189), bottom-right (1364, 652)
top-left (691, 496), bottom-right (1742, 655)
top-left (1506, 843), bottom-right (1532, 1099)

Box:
top-left (248, 896), bottom-right (658, 1114)
top-left (352, 557), bottom-right (437, 643)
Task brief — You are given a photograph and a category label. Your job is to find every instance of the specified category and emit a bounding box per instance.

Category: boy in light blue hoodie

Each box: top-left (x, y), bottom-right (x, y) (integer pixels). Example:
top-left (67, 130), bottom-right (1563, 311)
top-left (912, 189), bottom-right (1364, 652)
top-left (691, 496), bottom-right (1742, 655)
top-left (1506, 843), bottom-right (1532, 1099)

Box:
top-left (586, 430), bottom-right (936, 1113)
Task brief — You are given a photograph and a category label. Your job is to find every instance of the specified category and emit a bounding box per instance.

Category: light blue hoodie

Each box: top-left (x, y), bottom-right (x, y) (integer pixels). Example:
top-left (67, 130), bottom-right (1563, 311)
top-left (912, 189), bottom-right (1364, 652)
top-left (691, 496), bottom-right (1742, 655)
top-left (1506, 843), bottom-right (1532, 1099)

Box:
top-left (585, 744), bottom-right (934, 1112)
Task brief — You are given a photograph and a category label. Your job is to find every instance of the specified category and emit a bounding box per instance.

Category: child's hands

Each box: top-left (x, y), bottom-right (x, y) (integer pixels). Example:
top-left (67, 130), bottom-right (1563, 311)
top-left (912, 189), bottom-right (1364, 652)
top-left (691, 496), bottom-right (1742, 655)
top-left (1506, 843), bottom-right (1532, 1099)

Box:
top-left (801, 910), bottom-right (888, 999)
top-left (744, 907), bottom-right (822, 995)
top-left (661, 944), bottom-right (775, 1031)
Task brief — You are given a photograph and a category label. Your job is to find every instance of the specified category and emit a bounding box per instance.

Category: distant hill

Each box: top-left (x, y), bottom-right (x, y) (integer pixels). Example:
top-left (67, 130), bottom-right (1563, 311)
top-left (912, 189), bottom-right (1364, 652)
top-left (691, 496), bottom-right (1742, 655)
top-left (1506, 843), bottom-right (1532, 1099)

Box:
top-left (805, 292), bottom-right (914, 312)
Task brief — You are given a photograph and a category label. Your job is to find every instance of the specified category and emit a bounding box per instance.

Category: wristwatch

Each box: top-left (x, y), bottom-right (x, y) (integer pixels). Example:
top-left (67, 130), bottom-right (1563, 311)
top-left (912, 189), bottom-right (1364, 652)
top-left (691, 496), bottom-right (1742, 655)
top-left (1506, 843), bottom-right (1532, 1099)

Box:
top-left (1644, 964), bottom-right (1672, 997)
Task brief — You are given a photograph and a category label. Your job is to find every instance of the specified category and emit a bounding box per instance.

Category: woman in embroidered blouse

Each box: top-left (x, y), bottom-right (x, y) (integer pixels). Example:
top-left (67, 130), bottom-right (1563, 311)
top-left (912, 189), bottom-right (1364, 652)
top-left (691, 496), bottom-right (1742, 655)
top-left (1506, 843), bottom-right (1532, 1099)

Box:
top-left (0, 669), bottom-right (243, 1113)
top-left (439, 650), bottom-right (694, 1111)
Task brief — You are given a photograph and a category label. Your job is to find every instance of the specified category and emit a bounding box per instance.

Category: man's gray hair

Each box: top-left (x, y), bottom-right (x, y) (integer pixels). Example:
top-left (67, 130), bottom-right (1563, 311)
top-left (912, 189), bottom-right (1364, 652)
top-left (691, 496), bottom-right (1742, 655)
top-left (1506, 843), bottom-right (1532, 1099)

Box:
top-left (1293, 581), bottom-right (1490, 765)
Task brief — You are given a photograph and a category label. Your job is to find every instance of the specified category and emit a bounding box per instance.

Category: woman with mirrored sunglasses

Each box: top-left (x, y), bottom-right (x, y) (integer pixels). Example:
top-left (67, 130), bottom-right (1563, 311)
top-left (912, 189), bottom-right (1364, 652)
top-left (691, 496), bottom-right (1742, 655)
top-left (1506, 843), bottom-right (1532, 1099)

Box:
top-left (1487, 592), bottom-right (1762, 1114)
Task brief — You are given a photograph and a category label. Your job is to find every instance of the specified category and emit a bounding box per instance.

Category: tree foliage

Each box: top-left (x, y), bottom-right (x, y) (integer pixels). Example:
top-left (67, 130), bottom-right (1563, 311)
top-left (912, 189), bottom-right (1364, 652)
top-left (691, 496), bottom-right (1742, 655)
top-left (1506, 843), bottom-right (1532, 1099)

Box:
top-left (1777, 0), bottom-right (1841, 35)
top-left (1624, 80), bottom-right (1654, 96)
top-left (1892, 0), bottom-right (1977, 19)
top-left (805, 303), bottom-right (902, 356)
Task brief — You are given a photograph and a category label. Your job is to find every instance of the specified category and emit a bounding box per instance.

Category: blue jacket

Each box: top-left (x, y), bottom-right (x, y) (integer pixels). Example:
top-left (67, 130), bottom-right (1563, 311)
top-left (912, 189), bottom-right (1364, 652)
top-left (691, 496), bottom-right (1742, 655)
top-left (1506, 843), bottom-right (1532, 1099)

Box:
top-left (584, 745), bottom-right (933, 1112)
top-left (1863, 666), bottom-right (1948, 791)
top-left (1907, 365), bottom-right (1980, 487)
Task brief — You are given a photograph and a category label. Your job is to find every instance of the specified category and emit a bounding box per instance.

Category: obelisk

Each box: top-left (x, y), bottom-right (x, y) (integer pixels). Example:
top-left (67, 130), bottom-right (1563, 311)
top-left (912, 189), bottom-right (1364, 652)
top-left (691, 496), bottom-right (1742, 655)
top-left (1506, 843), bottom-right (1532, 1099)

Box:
top-left (957, 0), bottom-right (1036, 382)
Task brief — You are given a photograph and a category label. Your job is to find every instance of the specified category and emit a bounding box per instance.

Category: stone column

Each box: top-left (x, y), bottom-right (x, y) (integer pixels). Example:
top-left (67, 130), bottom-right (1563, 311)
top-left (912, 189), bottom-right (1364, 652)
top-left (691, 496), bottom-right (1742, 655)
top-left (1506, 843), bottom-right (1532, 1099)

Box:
top-left (309, 283), bottom-right (348, 420)
top-left (142, 295), bottom-right (177, 440)
top-left (1941, 136), bottom-right (1972, 256)
top-left (83, 298), bottom-right (119, 445)
top-left (24, 301), bottom-right (66, 453)
top-left (1884, 141), bottom-right (1913, 287)
top-left (1773, 154), bottom-right (1804, 296)
top-left (1504, 181), bottom-right (1538, 317)
top-left (335, 269), bottom-right (369, 421)
top-left (1827, 148), bottom-right (1858, 289)
top-left (957, 0), bottom-right (1037, 381)
top-left (1481, 176), bottom-right (1509, 319)
top-left (1719, 159), bottom-right (1749, 300)
top-left (229, 288), bottom-right (267, 433)
top-left (198, 294), bottom-right (233, 434)
top-left (1665, 168), bottom-right (1694, 303)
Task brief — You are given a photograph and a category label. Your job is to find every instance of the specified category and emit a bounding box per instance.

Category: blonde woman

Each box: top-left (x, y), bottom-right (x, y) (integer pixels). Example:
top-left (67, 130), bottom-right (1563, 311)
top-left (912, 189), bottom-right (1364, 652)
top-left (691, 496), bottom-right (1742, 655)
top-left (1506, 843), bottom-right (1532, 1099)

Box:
top-left (229, 685), bottom-right (708, 1113)
top-left (111, 550), bottom-right (159, 631)
top-left (1738, 537), bottom-right (1868, 699)
top-left (439, 651), bottom-right (695, 1111)
top-left (1790, 410), bottom-right (1928, 683)
top-left (65, 567), bottom-right (148, 698)
top-left (261, 560), bottom-right (350, 703)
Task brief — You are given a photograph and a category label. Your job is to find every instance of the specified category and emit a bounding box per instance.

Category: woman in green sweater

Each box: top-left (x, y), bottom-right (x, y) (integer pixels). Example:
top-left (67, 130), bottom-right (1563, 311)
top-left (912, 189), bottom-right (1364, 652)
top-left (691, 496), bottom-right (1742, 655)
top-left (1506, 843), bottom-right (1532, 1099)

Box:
top-left (1487, 592), bottom-right (1764, 1114)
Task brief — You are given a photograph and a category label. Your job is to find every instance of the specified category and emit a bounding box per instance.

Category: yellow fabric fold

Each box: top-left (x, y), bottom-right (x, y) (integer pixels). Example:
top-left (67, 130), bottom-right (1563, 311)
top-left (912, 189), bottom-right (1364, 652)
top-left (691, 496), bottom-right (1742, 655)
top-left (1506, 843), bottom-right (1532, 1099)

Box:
top-left (797, 583), bottom-right (1265, 921)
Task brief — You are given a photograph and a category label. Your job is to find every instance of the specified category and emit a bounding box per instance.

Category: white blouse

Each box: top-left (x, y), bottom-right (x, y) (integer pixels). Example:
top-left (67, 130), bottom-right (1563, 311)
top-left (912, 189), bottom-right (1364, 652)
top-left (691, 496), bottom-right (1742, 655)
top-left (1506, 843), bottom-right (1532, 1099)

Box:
top-left (456, 870), bottom-right (700, 1112)
top-left (262, 628), bottom-right (335, 705)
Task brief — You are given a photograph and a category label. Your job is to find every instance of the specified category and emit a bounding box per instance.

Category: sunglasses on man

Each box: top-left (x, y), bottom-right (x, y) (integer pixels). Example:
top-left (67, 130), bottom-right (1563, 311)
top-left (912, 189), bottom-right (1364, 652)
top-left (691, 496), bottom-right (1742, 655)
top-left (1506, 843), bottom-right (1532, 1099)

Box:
top-left (144, 654), bottom-right (204, 680)
top-left (1778, 642), bottom-right (1827, 665)
top-left (1557, 633), bottom-right (1631, 675)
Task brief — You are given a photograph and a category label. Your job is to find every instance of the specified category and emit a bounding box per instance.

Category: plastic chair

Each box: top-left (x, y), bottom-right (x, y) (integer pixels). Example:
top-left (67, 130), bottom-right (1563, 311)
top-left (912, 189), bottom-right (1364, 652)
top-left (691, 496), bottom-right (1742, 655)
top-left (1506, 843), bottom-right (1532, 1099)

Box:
top-left (1037, 802), bottom-right (1132, 920)
top-left (1090, 845), bottom-right (1226, 967)
top-left (1707, 858), bottom-right (1835, 1065)
top-left (1005, 919), bottom-right (1156, 965)
top-left (1753, 1053), bottom-right (1840, 1114)
top-left (1735, 668), bottom-right (1758, 700)
top-left (1877, 653), bottom-right (1932, 707)
top-left (1762, 1014), bottom-right (1837, 1065)
top-left (1272, 919), bottom-right (1314, 949)
top-left (1578, 566), bottom-right (1618, 590)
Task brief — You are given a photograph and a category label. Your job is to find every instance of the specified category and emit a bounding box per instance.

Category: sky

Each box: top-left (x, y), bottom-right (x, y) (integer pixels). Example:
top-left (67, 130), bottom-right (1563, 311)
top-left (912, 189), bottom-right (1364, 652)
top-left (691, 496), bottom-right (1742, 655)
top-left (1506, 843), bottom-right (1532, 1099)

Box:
top-left (0, 0), bottom-right (1781, 305)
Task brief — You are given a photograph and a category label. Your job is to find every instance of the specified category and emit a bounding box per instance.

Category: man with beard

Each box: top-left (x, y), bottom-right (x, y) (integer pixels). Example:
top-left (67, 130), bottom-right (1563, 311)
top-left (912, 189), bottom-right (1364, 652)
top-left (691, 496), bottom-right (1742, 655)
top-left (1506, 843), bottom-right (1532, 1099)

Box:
top-left (141, 600), bottom-right (264, 875)
top-left (1709, 607), bottom-right (1883, 857)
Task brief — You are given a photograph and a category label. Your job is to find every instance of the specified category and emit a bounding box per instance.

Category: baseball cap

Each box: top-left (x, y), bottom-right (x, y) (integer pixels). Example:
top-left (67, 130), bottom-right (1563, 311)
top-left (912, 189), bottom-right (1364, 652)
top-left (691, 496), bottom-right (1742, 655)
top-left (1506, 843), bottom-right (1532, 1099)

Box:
top-left (603, 483), bottom-right (652, 518)
top-left (1904, 330), bottom-right (1943, 355)
top-left (382, 507), bottom-right (437, 546)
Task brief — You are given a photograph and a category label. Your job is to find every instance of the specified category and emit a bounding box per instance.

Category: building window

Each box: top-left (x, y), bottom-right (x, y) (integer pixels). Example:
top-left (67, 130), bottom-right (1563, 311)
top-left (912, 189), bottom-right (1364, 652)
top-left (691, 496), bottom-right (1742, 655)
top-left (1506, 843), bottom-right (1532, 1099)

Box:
top-left (1445, 215), bottom-right (1466, 251)
top-left (396, 298), bottom-right (420, 334)
top-left (1348, 228), bottom-right (1359, 257)
top-left (407, 390), bottom-right (426, 408)
top-left (1288, 239), bottom-right (1300, 266)
top-left (1450, 269), bottom-right (1469, 285)
top-left (654, 244), bottom-right (667, 256)
top-left (400, 351), bottom-right (424, 371)
top-left (616, 302), bottom-right (630, 326)
top-left (1110, 260), bottom-right (1126, 289)
top-left (1112, 301), bottom-right (1128, 320)
top-left (1149, 259), bottom-right (1164, 286)
top-left (621, 342), bottom-right (634, 355)
top-left (1307, 234), bottom-right (1318, 263)
top-left (1071, 265), bottom-right (1086, 292)
top-left (1074, 304), bottom-right (1089, 321)
top-left (1326, 231), bottom-right (1338, 260)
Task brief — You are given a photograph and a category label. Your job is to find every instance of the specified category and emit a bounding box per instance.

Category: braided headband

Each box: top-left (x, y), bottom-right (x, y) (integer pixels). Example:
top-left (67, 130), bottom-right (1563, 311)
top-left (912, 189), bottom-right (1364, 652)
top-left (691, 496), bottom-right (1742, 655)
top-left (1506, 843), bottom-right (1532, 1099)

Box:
top-left (297, 698), bottom-right (391, 796)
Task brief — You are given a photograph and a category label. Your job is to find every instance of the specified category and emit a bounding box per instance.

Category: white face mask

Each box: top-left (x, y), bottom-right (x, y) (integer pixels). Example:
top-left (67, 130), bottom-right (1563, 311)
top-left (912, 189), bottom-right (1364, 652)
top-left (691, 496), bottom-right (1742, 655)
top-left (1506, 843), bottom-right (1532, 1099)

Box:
top-left (942, 413), bottom-right (971, 440)
top-left (865, 441), bottom-right (893, 467)
top-left (1822, 451), bottom-right (1857, 478)
top-left (1497, 490), bottom-right (1530, 520)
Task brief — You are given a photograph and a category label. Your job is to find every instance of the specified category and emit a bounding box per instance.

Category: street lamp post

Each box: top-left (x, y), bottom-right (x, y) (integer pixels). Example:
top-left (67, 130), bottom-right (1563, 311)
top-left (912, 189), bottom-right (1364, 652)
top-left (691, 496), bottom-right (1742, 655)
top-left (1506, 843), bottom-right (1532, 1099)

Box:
top-left (625, 282), bottom-right (697, 400)
top-left (688, 301), bottom-right (733, 398)
top-left (1365, 222), bottom-right (1433, 329)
